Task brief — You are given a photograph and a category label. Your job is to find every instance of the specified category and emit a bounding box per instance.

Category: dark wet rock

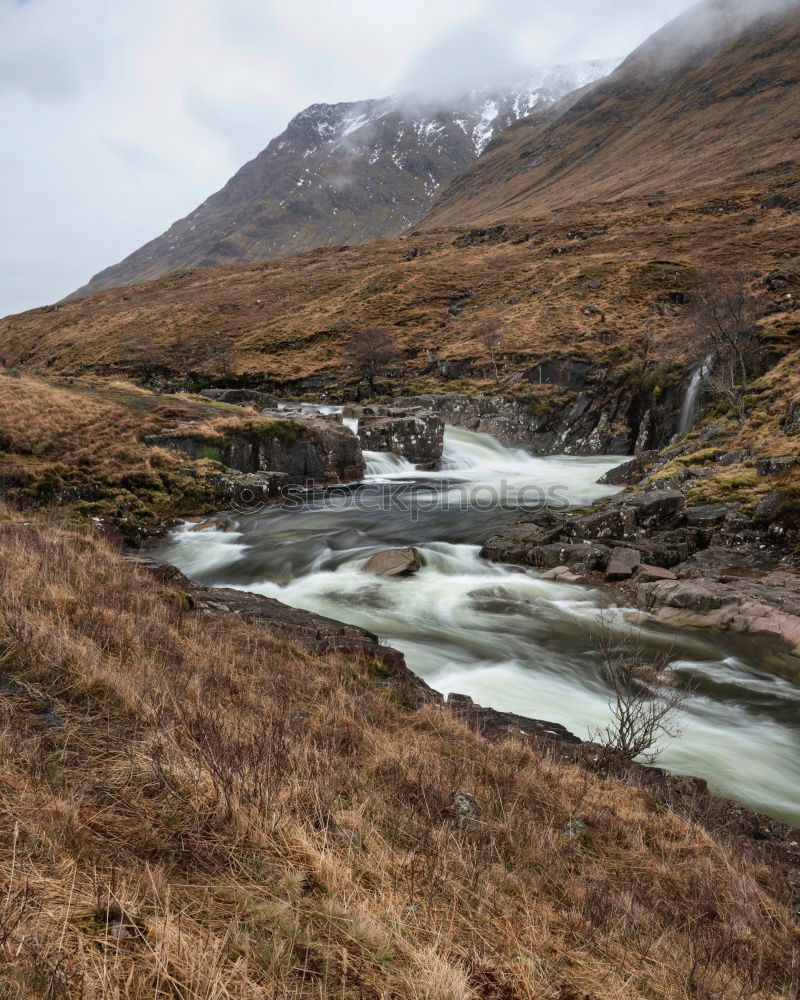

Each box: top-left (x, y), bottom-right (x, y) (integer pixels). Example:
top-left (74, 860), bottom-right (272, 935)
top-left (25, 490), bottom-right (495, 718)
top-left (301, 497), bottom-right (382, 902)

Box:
top-left (754, 489), bottom-right (784, 524)
top-left (756, 456), bottom-right (800, 477)
top-left (622, 489), bottom-right (685, 525)
top-left (445, 693), bottom-right (581, 745)
top-left (150, 419), bottom-right (364, 485)
top-left (478, 510), bottom-right (561, 563)
top-left (568, 506), bottom-right (637, 541)
top-left (199, 388), bottom-right (280, 408)
top-left (356, 407), bottom-right (444, 469)
top-left (482, 488), bottom-right (698, 574)
top-left (527, 543), bottom-right (611, 574)
top-left (215, 471), bottom-right (288, 505)
top-left (637, 564), bottom-right (677, 583)
top-left (622, 534), bottom-right (694, 570)
top-left (362, 547), bottom-right (422, 577)
top-left (598, 454), bottom-right (657, 486)
top-left (391, 387), bottom-right (682, 457)
top-left (685, 504), bottom-right (738, 528)
top-left (606, 547), bottom-right (641, 580)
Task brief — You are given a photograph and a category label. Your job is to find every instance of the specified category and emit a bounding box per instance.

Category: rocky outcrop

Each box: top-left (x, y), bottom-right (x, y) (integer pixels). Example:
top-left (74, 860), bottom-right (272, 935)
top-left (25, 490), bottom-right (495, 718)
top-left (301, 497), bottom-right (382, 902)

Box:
top-left (481, 489), bottom-right (691, 575)
top-left (149, 418), bottom-right (365, 485)
top-left (199, 388), bottom-right (280, 408)
top-left (639, 572), bottom-right (800, 662)
top-left (599, 453), bottom-right (658, 486)
top-left (391, 387), bottom-right (683, 456)
top-left (482, 475), bottom-right (800, 662)
top-left (353, 405), bottom-right (444, 469)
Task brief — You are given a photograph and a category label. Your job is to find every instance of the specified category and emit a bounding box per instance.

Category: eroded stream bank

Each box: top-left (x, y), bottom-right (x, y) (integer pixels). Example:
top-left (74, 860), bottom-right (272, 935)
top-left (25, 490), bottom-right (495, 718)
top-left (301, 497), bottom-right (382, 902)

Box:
top-left (153, 426), bottom-right (800, 827)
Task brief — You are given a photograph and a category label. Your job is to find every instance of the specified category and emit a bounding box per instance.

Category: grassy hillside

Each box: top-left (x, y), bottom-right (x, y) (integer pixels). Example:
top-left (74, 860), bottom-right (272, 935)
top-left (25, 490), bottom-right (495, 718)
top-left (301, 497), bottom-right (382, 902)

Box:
top-left (0, 375), bottom-right (302, 536)
top-left (1, 192), bottom-right (797, 396)
top-left (0, 509), bottom-right (796, 998)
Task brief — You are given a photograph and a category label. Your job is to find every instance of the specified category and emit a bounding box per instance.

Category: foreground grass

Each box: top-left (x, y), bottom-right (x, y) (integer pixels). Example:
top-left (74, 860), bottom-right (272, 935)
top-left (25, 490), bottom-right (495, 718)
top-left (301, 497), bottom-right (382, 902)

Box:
top-left (0, 508), bottom-right (796, 998)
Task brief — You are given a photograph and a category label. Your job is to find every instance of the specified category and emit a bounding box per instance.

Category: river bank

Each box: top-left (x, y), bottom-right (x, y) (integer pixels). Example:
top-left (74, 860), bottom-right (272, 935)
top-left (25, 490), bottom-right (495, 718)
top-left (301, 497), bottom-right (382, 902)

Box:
top-left (152, 422), bottom-right (800, 832)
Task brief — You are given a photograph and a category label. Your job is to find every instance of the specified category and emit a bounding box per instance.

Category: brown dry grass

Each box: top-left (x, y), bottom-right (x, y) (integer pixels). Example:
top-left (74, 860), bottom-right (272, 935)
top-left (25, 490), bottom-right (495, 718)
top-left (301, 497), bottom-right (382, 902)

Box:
top-left (0, 190), bottom-right (796, 397)
top-left (0, 506), bottom-right (796, 998)
top-left (0, 376), bottom-right (300, 533)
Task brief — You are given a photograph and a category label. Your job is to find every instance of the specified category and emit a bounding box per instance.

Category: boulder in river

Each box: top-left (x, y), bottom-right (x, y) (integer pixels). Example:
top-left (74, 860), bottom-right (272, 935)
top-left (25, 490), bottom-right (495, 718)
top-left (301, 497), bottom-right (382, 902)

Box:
top-left (363, 547), bottom-right (423, 577)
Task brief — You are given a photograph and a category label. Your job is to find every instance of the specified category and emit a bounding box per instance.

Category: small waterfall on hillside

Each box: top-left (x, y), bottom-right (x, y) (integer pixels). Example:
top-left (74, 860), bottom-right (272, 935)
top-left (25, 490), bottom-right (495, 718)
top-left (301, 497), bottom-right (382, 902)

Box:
top-left (678, 356), bottom-right (713, 435)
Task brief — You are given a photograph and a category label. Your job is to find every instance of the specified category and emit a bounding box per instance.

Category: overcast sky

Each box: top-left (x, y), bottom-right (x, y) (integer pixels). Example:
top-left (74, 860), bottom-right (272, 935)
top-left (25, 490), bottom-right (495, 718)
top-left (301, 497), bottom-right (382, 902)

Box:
top-left (0, 0), bottom-right (694, 317)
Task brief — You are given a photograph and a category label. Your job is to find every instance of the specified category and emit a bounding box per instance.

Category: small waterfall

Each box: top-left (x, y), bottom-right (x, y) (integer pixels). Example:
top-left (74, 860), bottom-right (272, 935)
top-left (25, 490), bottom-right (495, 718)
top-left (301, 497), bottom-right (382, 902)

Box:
top-left (364, 451), bottom-right (416, 477)
top-left (678, 356), bottom-right (712, 435)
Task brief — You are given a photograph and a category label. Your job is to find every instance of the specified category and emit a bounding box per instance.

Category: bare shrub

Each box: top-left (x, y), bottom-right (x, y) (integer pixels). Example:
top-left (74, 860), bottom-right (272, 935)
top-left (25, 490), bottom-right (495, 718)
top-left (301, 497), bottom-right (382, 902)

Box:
top-left (685, 268), bottom-right (766, 427)
top-left (589, 617), bottom-right (688, 769)
top-left (473, 318), bottom-right (504, 384)
top-left (346, 326), bottom-right (402, 395)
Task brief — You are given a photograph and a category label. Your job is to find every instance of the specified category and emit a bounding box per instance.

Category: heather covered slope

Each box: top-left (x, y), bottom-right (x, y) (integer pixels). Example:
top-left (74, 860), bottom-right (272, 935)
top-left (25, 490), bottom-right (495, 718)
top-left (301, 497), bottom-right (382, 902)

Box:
top-left (3, 179), bottom-right (797, 404)
top-left (0, 507), bottom-right (796, 998)
top-left (71, 62), bottom-right (614, 299)
top-left (422, 0), bottom-right (800, 229)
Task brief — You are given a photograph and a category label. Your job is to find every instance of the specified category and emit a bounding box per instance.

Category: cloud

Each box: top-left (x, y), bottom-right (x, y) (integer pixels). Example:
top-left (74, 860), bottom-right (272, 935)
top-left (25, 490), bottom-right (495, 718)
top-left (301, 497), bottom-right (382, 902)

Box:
top-left (396, 0), bottom-right (695, 99)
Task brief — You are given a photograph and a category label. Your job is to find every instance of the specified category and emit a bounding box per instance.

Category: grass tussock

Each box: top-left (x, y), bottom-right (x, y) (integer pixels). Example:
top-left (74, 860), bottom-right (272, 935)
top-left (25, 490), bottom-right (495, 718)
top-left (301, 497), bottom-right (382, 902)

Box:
top-left (0, 506), bottom-right (796, 998)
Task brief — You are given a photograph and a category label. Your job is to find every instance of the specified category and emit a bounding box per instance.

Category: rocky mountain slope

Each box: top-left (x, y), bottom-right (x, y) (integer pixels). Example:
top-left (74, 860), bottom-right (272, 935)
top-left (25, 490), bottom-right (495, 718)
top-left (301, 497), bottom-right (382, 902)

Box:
top-left (2, 1), bottom-right (798, 464)
top-left (422, 0), bottom-right (800, 228)
top-left (70, 61), bottom-right (616, 298)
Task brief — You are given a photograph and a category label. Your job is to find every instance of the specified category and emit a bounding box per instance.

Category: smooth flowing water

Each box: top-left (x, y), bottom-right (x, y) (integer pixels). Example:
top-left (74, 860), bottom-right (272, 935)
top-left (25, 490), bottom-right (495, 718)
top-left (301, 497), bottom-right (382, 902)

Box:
top-left (678, 355), bottom-right (713, 436)
top-left (153, 426), bottom-right (800, 827)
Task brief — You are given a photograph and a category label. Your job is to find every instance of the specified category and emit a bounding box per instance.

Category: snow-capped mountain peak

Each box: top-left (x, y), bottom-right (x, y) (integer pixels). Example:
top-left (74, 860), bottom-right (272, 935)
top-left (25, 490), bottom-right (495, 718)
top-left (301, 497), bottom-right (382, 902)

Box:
top-left (73, 59), bottom-right (618, 297)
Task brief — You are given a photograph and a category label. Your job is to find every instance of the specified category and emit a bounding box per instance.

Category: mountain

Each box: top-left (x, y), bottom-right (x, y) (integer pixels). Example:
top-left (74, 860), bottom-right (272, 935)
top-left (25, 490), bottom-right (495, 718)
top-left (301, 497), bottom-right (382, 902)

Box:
top-left (421, 0), bottom-right (800, 229)
top-left (4, 0), bottom-right (797, 416)
top-left (70, 61), bottom-right (617, 298)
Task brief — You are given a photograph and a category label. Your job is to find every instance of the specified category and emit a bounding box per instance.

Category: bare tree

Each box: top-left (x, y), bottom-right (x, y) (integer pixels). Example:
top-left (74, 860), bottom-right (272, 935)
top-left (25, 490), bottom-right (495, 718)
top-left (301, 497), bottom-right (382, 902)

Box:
top-left (588, 617), bottom-right (688, 771)
top-left (686, 269), bottom-right (765, 427)
top-left (474, 318), bottom-right (504, 384)
top-left (347, 327), bottom-right (402, 395)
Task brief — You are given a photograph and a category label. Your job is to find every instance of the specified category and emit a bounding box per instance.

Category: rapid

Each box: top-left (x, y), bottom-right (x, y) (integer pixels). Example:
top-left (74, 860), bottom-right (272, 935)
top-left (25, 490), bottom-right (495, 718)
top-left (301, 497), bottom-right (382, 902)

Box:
top-left (153, 425), bottom-right (800, 826)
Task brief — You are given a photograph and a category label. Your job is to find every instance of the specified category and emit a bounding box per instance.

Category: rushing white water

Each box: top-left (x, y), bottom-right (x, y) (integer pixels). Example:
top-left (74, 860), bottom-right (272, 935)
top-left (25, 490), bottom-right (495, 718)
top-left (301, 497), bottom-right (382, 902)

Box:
top-left (154, 426), bottom-right (800, 826)
top-left (364, 450), bottom-right (416, 478)
top-left (678, 355), bottom-right (713, 435)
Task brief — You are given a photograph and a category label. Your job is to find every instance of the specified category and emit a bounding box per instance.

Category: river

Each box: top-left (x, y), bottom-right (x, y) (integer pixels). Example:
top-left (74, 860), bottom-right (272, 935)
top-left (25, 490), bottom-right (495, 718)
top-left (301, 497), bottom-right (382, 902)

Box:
top-left (152, 425), bottom-right (800, 827)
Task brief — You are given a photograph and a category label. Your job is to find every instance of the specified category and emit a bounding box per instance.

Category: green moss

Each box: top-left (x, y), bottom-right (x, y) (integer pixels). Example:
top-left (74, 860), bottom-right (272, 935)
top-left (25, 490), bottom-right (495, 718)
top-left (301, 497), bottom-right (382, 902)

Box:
top-left (676, 448), bottom-right (721, 467)
top-left (232, 418), bottom-right (308, 445)
top-left (685, 469), bottom-right (764, 507)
